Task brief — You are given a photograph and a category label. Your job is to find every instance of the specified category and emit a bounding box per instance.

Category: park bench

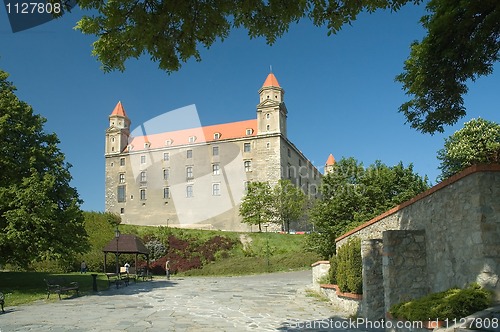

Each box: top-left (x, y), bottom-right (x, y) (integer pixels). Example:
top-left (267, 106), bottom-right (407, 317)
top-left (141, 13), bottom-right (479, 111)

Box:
top-left (137, 268), bottom-right (153, 281)
top-left (105, 273), bottom-right (129, 289)
top-left (120, 267), bottom-right (137, 283)
top-left (0, 292), bottom-right (5, 313)
top-left (44, 278), bottom-right (79, 300)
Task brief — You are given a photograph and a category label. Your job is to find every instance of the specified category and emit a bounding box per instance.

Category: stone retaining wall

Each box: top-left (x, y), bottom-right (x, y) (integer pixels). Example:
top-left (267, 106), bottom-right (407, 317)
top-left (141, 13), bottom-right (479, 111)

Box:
top-left (335, 165), bottom-right (500, 320)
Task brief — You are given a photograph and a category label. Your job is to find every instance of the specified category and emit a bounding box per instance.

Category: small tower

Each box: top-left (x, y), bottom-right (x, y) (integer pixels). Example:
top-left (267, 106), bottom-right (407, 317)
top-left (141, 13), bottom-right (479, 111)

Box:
top-left (105, 101), bottom-right (131, 155)
top-left (256, 72), bottom-right (288, 137)
top-left (324, 154), bottom-right (336, 174)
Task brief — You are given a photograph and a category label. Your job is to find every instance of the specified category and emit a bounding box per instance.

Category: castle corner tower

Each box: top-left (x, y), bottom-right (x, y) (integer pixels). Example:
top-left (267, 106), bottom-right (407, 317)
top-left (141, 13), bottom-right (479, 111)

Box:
top-left (105, 101), bottom-right (131, 155)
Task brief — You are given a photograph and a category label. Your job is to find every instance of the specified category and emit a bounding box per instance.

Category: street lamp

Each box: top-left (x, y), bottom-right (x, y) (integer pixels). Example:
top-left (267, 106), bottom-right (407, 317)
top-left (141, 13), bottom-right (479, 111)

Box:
top-left (264, 224), bottom-right (269, 271)
top-left (115, 225), bottom-right (120, 274)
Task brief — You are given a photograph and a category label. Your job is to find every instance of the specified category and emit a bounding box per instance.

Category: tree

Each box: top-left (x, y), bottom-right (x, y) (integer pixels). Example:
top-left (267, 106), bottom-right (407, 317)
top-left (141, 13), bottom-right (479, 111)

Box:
top-left (437, 118), bottom-right (500, 180)
top-left (271, 179), bottom-right (307, 233)
top-left (0, 69), bottom-right (89, 267)
top-left (396, 0), bottom-right (500, 133)
top-left (307, 157), bottom-right (429, 258)
top-left (239, 181), bottom-right (273, 232)
top-left (74, 0), bottom-right (499, 133)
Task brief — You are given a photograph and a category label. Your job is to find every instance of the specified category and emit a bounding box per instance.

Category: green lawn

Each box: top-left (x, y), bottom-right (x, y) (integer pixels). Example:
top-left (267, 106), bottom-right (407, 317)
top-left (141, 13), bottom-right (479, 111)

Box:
top-left (0, 271), bottom-right (127, 306)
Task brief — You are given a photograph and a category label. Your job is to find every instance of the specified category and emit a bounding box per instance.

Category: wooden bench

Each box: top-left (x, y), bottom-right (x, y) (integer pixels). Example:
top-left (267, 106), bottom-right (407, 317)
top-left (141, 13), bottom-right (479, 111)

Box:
top-left (44, 278), bottom-right (79, 300)
top-left (122, 267), bottom-right (139, 283)
top-left (106, 273), bottom-right (129, 289)
top-left (137, 268), bottom-right (153, 281)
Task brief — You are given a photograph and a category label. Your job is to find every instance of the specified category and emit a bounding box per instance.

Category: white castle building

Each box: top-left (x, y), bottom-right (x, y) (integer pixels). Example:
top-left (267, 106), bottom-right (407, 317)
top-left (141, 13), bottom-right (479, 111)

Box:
top-left (104, 73), bottom-right (323, 231)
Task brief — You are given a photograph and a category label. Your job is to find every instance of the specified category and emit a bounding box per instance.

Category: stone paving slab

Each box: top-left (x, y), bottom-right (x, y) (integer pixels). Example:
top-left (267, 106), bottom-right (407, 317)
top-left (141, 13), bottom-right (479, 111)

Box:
top-left (0, 270), bottom-right (384, 331)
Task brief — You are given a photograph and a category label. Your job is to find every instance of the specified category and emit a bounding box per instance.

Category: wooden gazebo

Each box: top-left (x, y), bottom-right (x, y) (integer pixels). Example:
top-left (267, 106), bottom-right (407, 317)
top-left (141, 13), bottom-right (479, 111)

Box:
top-left (102, 234), bottom-right (150, 273)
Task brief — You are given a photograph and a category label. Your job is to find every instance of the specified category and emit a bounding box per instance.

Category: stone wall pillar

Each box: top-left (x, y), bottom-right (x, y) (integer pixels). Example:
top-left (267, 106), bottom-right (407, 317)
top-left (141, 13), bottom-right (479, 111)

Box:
top-left (361, 239), bottom-right (384, 320)
top-left (383, 230), bottom-right (429, 314)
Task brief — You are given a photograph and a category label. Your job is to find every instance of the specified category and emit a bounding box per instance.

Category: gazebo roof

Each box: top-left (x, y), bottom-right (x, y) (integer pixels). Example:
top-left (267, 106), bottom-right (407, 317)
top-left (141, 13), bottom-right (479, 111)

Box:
top-left (103, 234), bottom-right (150, 255)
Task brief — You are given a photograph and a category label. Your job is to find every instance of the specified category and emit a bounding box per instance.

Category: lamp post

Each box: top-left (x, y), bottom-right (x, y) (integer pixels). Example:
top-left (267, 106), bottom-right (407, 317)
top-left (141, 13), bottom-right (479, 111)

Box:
top-left (115, 225), bottom-right (120, 274)
top-left (264, 224), bottom-right (269, 271)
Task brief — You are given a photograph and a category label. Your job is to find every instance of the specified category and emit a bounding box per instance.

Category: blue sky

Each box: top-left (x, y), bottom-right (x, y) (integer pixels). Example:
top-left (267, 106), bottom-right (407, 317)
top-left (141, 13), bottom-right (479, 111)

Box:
top-left (1, 3), bottom-right (499, 212)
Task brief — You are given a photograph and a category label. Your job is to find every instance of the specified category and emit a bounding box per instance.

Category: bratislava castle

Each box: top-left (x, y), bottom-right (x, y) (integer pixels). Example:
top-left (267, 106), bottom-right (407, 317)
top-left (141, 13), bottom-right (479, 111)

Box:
top-left (105, 73), bottom-right (322, 231)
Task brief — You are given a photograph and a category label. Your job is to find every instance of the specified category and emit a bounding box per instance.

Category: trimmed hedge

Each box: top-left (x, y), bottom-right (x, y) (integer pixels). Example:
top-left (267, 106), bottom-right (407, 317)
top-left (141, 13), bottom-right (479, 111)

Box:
top-left (330, 238), bottom-right (362, 294)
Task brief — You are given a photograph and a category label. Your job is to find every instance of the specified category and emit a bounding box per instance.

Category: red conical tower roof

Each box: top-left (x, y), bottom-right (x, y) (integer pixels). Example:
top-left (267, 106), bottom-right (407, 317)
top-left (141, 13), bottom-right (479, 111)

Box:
top-left (262, 72), bottom-right (280, 88)
top-left (110, 101), bottom-right (128, 117)
top-left (326, 154), bottom-right (336, 166)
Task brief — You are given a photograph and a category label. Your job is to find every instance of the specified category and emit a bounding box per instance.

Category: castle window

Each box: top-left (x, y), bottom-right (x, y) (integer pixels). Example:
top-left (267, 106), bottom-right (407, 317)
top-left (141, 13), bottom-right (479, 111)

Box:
top-left (213, 163), bottom-right (220, 175)
top-left (163, 187), bottom-right (170, 199)
top-left (111, 147), bottom-right (115, 152)
top-left (140, 155), bottom-right (146, 164)
top-left (163, 168), bottom-right (170, 180)
top-left (245, 128), bottom-right (253, 136)
top-left (120, 158), bottom-right (125, 166)
top-left (186, 166), bottom-right (194, 180)
top-left (244, 160), bottom-right (252, 172)
top-left (111, 137), bottom-right (115, 142)
top-left (120, 208), bottom-right (125, 214)
top-left (244, 181), bottom-right (249, 193)
top-left (214, 132), bottom-right (221, 140)
top-left (164, 153), bottom-right (169, 161)
top-left (186, 185), bottom-right (193, 198)
top-left (140, 171), bottom-right (147, 182)
top-left (165, 139), bottom-right (173, 146)
top-left (266, 125), bottom-right (270, 131)
top-left (266, 113), bottom-right (270, 119)
top-left (244, 143), bottom-right (251, 152)
top-left (144, 142), bottom-right (150, 148)
top-left (117, 185), bottom-right (126, 202)
top-left (287, 148), bottom-right (291, 157)
top-left (110, 162), bottom-right (114, 167)
top-left (187, 149), bottom-right (193, 158)
top-left (188, 136), bottom-right (196, 143)
top-left (212, 183), bottom-right (221, 196)
top-left (213, 146), bottom-right (219, 156)
top-left (140, 189), bottom-right (146, 200)
top-left (266, 142), bottom-right (270, 149)
top-left (119, 173), bottom-right (125, 184)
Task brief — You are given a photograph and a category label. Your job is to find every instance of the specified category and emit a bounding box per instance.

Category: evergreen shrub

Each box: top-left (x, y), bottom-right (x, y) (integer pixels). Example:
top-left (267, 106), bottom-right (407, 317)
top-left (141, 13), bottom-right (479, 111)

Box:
top-left (390, 283), bottom-right (492, 321)
top-left (335, 238), bottom-right (362, 294)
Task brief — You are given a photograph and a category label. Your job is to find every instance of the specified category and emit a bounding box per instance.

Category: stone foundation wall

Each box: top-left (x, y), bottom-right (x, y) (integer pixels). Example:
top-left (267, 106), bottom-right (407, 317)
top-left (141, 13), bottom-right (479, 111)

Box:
top-left (319, 284), bottom-right (361, 317)
top-left (311, 261), bottom-right (330, 292)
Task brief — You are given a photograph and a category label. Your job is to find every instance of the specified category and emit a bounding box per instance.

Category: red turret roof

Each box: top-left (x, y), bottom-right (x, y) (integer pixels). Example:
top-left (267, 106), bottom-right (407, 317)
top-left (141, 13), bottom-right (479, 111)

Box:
top-left (110, 101), bottom-right (128, 117)
top-left (262, 73), bottom-right (280, 88)
top-left (326, 154), bottom-right (336, 166)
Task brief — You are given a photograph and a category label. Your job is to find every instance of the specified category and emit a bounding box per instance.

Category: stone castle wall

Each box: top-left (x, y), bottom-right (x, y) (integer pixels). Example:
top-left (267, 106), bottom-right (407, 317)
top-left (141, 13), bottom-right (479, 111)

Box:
top-left (335, 165), bottom-right (500, 319)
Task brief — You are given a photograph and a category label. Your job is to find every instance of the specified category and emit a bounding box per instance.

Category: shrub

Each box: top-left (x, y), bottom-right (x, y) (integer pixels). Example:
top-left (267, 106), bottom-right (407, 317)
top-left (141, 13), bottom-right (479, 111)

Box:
top-left (144, 238), bottom-right (167, 261)
top-left (335, 238), bottom-right (362, 294)
top-left (390, 283), bottom-right (492, 321)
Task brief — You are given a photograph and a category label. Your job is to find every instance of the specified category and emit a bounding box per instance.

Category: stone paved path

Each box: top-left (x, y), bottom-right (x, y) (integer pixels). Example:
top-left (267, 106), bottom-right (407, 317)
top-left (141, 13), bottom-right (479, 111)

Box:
top-left (0, 270), bottom-right (384, 331)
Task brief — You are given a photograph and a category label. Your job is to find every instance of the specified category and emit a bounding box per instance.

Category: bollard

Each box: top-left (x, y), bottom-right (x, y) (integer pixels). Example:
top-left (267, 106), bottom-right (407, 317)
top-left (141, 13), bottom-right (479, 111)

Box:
top-left (91, 273), bottom-right (98, 292)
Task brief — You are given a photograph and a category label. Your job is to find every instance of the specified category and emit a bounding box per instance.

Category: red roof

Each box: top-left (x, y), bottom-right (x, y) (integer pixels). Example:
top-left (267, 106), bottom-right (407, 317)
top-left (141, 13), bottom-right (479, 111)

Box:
top-left (326, 154), bottom-right (336, 166)
top-left (128, 119), bottom-right (257, 151)
top-left (262, 73), bottom-right (280, 88)
top-left (110, 101), bottom-right (128, 117)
